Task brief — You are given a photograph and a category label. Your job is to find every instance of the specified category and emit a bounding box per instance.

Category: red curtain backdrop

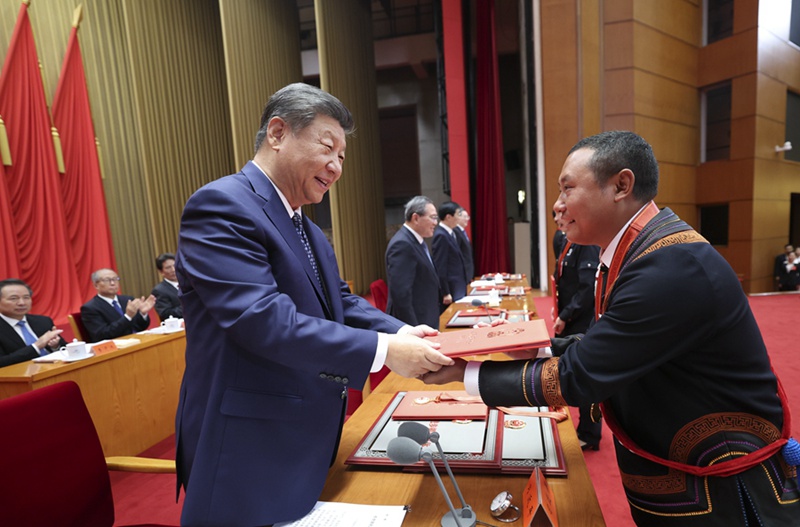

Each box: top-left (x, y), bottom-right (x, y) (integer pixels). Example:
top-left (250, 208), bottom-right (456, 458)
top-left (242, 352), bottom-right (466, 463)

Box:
top-left (52, 25), bottom-right (117, 302)
top-left (0, 3), bottom-right (82, 324)
top-left (0, 160), bottom-right (22, 279)
top-left (474, 0), bottom-right (510, 275)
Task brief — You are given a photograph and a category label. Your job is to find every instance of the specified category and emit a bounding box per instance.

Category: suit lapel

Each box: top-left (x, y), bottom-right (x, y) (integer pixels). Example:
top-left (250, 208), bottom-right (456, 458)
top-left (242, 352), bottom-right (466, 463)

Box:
top-left (0, 319), bottom-right (25, 347)
top-left (242, 163), bottom-right (333, 319)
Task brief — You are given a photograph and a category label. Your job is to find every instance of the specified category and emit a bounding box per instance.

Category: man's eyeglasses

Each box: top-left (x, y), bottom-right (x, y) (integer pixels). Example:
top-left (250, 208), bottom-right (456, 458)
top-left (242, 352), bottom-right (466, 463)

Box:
top-left (97, 277), bottom-right (121, 283)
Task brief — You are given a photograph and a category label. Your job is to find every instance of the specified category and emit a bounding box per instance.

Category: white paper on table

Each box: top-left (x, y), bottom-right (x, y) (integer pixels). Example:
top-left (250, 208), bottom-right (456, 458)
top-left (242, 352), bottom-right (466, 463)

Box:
top-left (469, 280), bottom-right (496, 287)
top-left (273, 501), bottom-right (407, 527)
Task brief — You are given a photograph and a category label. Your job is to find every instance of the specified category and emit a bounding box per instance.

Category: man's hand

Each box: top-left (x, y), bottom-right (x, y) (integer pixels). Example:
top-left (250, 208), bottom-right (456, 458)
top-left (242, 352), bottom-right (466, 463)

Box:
top-left (139, 294), bottom-right (157, 316)
top-left (405, 324), bottom-right (438, 338)
top-left (420, 358), bottom-right (468, 385)
top-left (385, 333), bottom-right (453, 378)
top-left (36, 327), bottom-right (63, 350)
top-left (442, 294), bottom-right (453, 305)
top-left (553, 316), bottom-right (565, 335)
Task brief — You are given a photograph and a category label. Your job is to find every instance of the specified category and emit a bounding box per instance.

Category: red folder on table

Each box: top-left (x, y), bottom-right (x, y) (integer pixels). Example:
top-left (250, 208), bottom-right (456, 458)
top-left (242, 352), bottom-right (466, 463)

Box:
top-left (427, 319), bottom-right (550, 358)
top-left (392, 390), bottom-right (489, 420)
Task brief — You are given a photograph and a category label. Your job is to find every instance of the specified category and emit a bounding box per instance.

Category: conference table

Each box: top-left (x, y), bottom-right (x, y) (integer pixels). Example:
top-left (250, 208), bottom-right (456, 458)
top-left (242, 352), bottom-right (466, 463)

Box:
top-left (0, 331), bottom-right (185, 457)
top-left (320, 279), bottom-right (606, 526)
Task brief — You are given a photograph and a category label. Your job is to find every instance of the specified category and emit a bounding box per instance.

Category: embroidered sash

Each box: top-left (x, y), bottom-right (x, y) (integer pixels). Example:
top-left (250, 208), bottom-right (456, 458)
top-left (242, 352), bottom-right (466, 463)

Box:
top-left (595, 203), bottom-right (792, 477)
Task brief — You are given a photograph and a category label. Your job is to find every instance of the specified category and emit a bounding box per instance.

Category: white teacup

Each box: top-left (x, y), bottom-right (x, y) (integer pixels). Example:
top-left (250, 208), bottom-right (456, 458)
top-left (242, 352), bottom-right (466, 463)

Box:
top-left (60, 340), bottom-right (88, 359)
top-left (161, 316), bottom-right (182, 330)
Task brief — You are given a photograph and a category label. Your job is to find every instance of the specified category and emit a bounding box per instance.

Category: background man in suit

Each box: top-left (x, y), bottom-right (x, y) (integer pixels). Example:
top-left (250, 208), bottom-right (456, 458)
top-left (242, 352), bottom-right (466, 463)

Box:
top-left (774, 243), bottom-right (795, 291)
top-left (432, 201), bottom-right (469, 305)
top-left (175, 83), bottom-right (452, 527)
top-left (151, 252), bottom-right (182, 320)
top-left (551, 224), bottom-right (602, 450)
top-left (455, 207), bottom-right (474, 281)
top-left (385, 196), bottom-right (442, 328)
top-left (0, 278), bottom-right (65, 367)
top-left (80, 268), bottom-right (155, 342)
top-left (423, 131), bottom-right (799, 526)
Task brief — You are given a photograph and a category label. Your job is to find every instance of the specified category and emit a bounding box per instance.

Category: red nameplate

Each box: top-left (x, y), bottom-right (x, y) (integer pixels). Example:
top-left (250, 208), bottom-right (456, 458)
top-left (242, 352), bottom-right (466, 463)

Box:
top-left (523, 467), bottom-right (558, 526)
top-left (91, 341), bottom-right (118, 355)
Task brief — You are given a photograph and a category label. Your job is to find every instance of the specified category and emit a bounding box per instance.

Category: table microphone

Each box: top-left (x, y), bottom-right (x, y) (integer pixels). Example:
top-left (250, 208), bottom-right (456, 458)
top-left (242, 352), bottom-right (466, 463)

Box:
top-left (387, 436), bottom-right (477, 527)
top-left (471, 298), bottom-right (492, 322)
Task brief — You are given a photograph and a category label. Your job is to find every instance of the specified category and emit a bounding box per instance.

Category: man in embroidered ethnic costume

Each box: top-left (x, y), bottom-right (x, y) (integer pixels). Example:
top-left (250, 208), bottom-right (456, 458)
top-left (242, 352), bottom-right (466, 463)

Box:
top-left (423, 131), bottom-right (799, 526)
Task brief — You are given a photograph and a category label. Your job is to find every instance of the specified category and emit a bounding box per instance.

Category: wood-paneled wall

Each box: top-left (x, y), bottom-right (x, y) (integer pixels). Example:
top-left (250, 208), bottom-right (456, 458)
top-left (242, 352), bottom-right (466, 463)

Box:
top-left (539, 0), bottom-right (800, 293)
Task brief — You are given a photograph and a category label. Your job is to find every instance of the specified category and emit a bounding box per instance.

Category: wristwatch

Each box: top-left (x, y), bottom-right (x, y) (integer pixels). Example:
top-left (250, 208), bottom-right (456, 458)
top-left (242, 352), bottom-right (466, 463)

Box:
top-left (490, 491), bottom-right (521, 522)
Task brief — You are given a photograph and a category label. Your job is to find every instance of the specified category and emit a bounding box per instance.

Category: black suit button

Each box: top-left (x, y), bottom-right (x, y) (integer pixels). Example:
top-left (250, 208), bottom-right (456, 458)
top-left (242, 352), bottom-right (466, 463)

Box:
top-left (334, 376), bottom-right (342, 383)
top-left (342, 377), bottom-right (349, 385)
top-left (327, 375), bottom-right (334, 381)
top-left (319, 373), bottom-right (327, 379)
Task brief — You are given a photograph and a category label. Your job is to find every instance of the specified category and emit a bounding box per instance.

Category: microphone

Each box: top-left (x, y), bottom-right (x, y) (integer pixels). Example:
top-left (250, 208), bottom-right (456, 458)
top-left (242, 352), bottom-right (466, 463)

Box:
top-left (471, 298), bottom-right (492, 322)
top-left (390, 430), bottom-right (476, 527)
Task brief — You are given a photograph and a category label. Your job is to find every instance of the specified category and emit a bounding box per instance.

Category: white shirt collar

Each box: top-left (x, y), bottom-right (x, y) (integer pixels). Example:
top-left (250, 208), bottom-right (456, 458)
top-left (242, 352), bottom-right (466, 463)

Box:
top-left (165, 279), bottom-right (179, 288)
top-left (402, 223), bottom-right (424, 244)
top-left (252, 160), bottom-right (299, 218)
top-left (0, 313), bottom-right (27, 328)
top-left (439, 223), bottom-right (454, 235)
top-left (599, 202), bottom-right (651, 269)
top-left (97, 295), bottom-right (120, 306)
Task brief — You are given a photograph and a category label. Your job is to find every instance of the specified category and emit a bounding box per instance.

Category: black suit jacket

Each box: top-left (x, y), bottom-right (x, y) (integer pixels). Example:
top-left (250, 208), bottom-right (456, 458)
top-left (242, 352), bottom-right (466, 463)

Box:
top-left (385, 226), bottom-right (441, 328)
top-left (553, 231), bottom-right (599, 335)
top-left (432, 225), bottom-right (469, 301)
top-left (0, 314), bottom-right (67, 368)
top-left (152, 279), bottom-right (183, 319)
top-left (455, 226), bottom-right (474, 281)
top-left (80, 295), bottom-right (149, 342)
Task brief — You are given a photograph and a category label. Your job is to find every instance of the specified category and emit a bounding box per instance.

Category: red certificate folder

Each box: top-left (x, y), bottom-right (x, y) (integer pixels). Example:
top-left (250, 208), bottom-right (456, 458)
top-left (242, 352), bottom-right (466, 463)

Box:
top-left (392, 390), bottom-right (489, 420)
top-left (427, 319), bottom-right (550, 358)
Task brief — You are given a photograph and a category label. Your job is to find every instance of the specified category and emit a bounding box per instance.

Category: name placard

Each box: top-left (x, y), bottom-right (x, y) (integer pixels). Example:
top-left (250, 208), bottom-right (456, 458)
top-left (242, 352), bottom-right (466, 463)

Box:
top-left (523, 467), bottom-right (558, 527)
top-left (91, 341), bottom-right (118, 355)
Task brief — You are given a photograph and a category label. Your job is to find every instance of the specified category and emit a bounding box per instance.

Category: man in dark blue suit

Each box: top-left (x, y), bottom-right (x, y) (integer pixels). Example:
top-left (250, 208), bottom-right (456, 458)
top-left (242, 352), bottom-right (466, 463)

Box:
top-left (424, 131), bottom-right (799, 526)
top-left (432, 201), bottom-right (469, 305)
top-left (454, 207), bottom-right (474, 282)
top-left (385, 196), bottom-right (442, 328)
top-left (0, 279), bottom-right (65, 367)
top-left (151, 252), bottom-right (182, 320)
top-left (175, 83), bottom-right (453, 527)
top-left (80, 268), bottom-right (155, 342)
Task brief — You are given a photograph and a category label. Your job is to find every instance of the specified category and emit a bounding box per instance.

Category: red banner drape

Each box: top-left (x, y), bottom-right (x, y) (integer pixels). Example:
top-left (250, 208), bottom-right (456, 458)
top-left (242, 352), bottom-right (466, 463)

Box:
top-left (0, 160), bottom-right (22, 279)
top-left (52, 25), bottom-right (117, 302)
top-left (0, 3), bottom-right (82, 324)
top-left (474, 0), bottom-right (510, 275)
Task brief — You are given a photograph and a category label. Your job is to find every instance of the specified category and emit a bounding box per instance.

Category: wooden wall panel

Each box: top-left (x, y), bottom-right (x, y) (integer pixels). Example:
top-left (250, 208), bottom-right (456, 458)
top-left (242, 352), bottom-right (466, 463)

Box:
top-left (698, 29), bottom-right (758, 87)
top-left (758, 29), bottom-right (800, 91)
top-left (632, 23), bottom-right (697, 85)
top-left (604, 69), bottom-right (634, 117)
top-left (628, 116), bottom-right (699, 166)
top-left (658, 163), bottom-right (696, 204)
top-left (755, 73), bottom-right (788, 122)
top-left (730, 115), bottom-right (756, 160)
top-left (580, 0), bottom-right (602, 136)
top-left (541, 0), bottom-right (580, 276)
top-left (696, 159), bottom-right (755, 202)
top-left (728, 200), bottom-right (754, 241)
top-left (633, 70), bottom-right (699, 126)
top-left (633, 0), bottom-right (701, 46)
top-left (753, 158), bottom-right (800, 201)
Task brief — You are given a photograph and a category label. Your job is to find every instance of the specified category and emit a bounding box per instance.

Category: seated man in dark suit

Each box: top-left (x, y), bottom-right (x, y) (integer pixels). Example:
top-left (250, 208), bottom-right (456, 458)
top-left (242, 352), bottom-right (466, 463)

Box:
top-left (80, 268), bottom-right (156, 342)
top-left (0, 278), bottom-right (66, 368)
top-left (151, 252), bottom-right (182, 320)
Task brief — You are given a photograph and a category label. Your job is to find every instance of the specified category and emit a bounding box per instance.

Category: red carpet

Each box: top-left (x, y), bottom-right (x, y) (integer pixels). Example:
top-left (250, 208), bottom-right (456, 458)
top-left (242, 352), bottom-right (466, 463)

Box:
top-left (113, 293), bottom-right (800, 526)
